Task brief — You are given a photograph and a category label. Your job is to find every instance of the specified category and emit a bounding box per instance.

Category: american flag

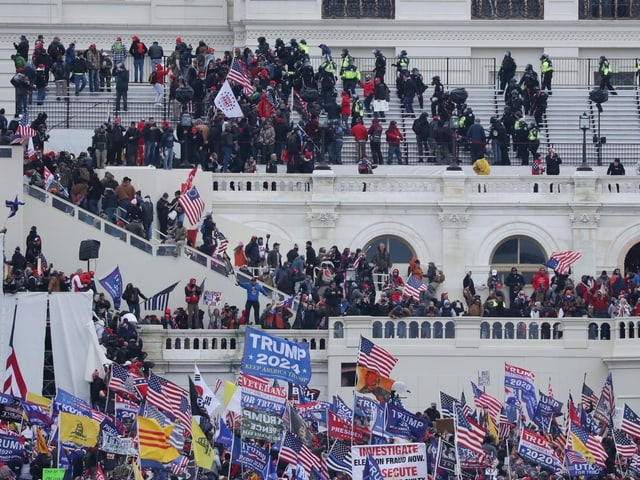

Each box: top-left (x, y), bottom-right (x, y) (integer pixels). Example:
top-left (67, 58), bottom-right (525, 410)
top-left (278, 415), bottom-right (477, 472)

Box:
top-left (215, 230), bottom-right (228, 253)
top-left (570, 424), bottom-right (608, 466)
top-left (454, 403), bottom-right (486, 456)
top-left (614, 429), bottom-right (638, 458)
top-left (3, 310), bottom-right (27, 398)
top-left (356, 336), bottom-right (397, 377)
top-left (498, 408), bottom-right (512, 439)
top-left (146, 372), bottom-right (191, 432)
top-left (279, 431), bottom-right (302, 465)
top-left (293, 90), bottom-right (310, 120)
top-left (439, 391), bottom-right (460, 418)
top-left (178, 186), bottom-right (206, 226)
top-left (471, 381), bottom-right (502, 419)
top-left (95, 463), bottom-right (107, 480)
top-left (17, 112), bottom-right (37, 139)
top-left (326, 439), bottom-right (352, 474)
top-left (544, 250), bottom-right (582, 275)
top-left (566, 449), bottom-right (588, 465)
top-left (404, 275), bottom-right (427, 301)
top-left (214, 378), bottom-right (223, 394)
top-left (109, 363), bottom-right (134, 398)
top-left (582, 382), bottom-right (599, 410)
top-left (621, 403), bottom-right (640, 439)
top-left (460, 391), bottom-right (472, 418)
top-left (594, 372), bottom-right (615, 426)
top-left (227, 58), bottom-right (253, 96)
top-left (170, 454), bottom-right (190, 475)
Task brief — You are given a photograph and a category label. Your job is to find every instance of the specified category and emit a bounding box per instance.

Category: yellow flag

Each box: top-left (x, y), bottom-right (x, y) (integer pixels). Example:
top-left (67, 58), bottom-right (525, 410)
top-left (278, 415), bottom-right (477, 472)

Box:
top-left (137, 415), bottom-right (179, 463)
top-left (27, 392), bottom-right (51, 411)
top-left (59, 412), bottom-right (100, 447)
top-left (191, 418), bottom-right (214, 469)
top-left (132, 460), bottom-right (144, 480)
top-left (486, 413), bottom-right (499, 445)
top-left (35, 426), bottom-right (49, 454)
top-left (570, 431), bottom-right (596, 464)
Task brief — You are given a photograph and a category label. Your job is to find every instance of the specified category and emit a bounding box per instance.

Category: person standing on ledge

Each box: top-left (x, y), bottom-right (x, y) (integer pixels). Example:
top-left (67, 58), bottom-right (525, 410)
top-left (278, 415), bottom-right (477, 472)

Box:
top-left (237, 276), bottom-right (270, 326)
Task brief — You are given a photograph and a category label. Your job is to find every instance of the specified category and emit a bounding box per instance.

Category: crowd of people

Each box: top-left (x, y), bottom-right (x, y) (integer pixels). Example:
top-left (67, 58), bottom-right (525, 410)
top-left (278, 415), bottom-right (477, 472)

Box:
top-left (7, 34), bottom-right (631, 172)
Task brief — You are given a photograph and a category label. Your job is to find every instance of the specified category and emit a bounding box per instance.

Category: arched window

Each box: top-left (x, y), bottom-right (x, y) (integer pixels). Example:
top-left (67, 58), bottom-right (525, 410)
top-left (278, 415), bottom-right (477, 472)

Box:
top-left (365, 235), bottom-right (415, 267)
top-left (490, 236), bottom-right (547, 286)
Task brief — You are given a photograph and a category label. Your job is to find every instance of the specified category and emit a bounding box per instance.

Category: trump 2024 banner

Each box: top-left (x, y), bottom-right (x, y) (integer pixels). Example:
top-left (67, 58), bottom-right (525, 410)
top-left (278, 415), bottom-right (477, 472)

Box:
top-left (241, 328), bottom-right (312, 385)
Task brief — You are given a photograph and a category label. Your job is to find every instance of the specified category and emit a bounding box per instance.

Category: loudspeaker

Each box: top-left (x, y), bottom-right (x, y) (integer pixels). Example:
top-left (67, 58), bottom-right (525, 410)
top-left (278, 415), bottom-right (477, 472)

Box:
top-left (79, 240), bottom-right (101, 261)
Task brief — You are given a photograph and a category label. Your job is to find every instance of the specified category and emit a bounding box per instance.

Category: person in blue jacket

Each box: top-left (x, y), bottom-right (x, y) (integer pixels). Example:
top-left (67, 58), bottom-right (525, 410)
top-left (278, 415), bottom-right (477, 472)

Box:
top-left (237, 276), bottom-right (270, 325)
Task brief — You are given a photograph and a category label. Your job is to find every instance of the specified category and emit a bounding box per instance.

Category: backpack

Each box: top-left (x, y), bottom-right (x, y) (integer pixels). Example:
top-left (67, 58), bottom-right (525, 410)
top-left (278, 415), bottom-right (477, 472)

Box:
top-left (137, 43), bottom-right (145, 55)
top-left (148, 71), bottom-right (157, 85)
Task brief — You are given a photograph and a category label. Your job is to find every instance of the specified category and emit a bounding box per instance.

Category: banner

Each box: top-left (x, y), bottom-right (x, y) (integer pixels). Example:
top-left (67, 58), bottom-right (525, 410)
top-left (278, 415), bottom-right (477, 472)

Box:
top-left (385, 403), bottom-right (429, 442)
top-left (328, 410), bottom-right (353, 441)
top-left (0, 393), bottom-right (23, 422)
top-left (241, 328), bottom-right (311, 385)
top-left (240, 375), bottom-right (287, 415)
top-left (42, 469), bottom-right (65, 480)
top-left (237, 439), bottom-right (270, 475)
top-left (241, 409), bottom-right (283, 442)
top-left (566, 449), bottom-right (603, 477)
top-left (352, 443), bottom-right (428, 480)
top-left (436, 440), bottom-right (457, 474)
top-left (504, 363), bottom-right (537, 419)
top-left (100, 431), bottom-right (137, 456)
top-left (518, 428), bottom-right (562, 472)
top-left (0, 432), bottom-right (24, 462)
top-left (297, 401), bottom-right (329, 431)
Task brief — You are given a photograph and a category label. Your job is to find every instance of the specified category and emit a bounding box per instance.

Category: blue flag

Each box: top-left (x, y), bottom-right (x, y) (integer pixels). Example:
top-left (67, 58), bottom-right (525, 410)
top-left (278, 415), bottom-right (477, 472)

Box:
top-left (5, 195), bottom-right (24, 219)
top-left (241, 327), bottom-right (312, 385)
top-left (217, 418), bottom-right (233, 448)
top-left (0, 433), bottom-right (25, 462)
top-left (363, 453), bottom-right (385, 480)
top-left (98, 265), bottom-right (123, 310)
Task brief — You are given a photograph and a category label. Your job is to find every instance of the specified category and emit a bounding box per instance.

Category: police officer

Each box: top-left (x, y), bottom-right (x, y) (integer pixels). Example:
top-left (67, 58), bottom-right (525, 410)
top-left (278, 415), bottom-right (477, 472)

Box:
top-left (342, 64), bottom-right (360, 95)
top-left (410, 67), bottom-right (426, 109)
top-left (394, 50), bottom-right (409, 98)
top-left (430, 75), bottom-right (444, 117)
top-left (513, 113), bottom-right (529, 165)
top-left (373, 49), bottom-right (387, 80)
top-left (339, 48), bottom-right (352, 75)
top-left (540, 53), bottom-right (553, 94)
top-left (527, 122), bottom-right (540, 162)
top-left (599, 56), bottom-right (617, 94)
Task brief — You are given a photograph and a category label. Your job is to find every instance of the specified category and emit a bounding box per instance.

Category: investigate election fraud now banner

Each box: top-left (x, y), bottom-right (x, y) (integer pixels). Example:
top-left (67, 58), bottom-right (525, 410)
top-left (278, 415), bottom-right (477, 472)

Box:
top-left (352, 443), bottom-right (428, 480)
top-left (241, 327), bottom-right (312, 385)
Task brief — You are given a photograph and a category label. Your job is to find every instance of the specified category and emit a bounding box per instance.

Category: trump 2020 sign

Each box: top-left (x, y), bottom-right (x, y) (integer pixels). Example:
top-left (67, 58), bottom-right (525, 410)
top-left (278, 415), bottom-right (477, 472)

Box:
top-left (241, 328), bottom-right (312, 385)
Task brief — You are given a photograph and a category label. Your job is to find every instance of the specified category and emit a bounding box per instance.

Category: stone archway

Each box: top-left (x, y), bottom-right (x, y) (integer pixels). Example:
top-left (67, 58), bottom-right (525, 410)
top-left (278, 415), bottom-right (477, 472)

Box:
top-left (624, 242), bottom-right (640, 274)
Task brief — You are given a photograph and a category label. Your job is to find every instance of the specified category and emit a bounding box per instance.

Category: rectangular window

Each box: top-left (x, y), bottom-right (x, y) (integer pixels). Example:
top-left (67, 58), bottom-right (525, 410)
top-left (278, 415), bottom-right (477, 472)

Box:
top-left (580, 0), bottom-right (640, 17)
top-left (341, 362), bottom-right (357, 386)
top-left (472, 0), bottom-right (543, 19)
top-left (322, 0), bottom-right (395, 18)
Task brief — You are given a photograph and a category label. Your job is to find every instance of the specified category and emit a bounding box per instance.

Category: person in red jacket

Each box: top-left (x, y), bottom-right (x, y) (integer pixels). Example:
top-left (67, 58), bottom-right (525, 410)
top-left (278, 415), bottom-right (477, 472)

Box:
top-left (359, 74), bottom-right (375, 117)
top-left (351, 117), bottom-right (368, 160)
top-left (153, 63), bottom-right (171, 106)
top-left (184, 278), bottom-right (202, 329)
top-left (385, 120), bottom-right (404, 164)
top-left (531, 267), bottom-right (550, 294)
top-left (340, 90), bottom-right (351, 132)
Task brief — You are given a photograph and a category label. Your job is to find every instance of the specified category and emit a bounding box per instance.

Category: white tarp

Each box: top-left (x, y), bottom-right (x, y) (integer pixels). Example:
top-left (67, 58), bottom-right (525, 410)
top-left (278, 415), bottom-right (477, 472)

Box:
top-left (49, 291), bottom-right (98, 404)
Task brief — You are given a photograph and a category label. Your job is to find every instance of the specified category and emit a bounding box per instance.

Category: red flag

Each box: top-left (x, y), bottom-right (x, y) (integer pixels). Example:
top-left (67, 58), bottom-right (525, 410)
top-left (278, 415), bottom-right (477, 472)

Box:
top-left (95, 464), bottom-right (107, 480)
top-left (181, 167), bottom-right (198, 195)
top-left (3, 308), bottom-right (27, 398)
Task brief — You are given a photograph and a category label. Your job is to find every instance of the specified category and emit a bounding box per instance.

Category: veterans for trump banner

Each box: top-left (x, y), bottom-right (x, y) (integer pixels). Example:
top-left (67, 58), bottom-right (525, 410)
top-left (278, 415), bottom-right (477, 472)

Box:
top-left (352, 443), bottom-right (428, 480)
top-left (241, 328), bottom-right (311, 385)
top-left (239, 374), bottom-right (287, 415)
